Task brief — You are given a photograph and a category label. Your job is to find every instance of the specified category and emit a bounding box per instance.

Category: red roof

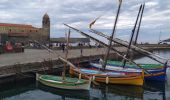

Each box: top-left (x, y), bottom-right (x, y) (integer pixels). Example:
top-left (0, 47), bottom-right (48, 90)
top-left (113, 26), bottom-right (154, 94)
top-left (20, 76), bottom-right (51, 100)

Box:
top-left (0, 23), bottom-right (33, 28)
top-left (8, 32), bottom-right (29, 37)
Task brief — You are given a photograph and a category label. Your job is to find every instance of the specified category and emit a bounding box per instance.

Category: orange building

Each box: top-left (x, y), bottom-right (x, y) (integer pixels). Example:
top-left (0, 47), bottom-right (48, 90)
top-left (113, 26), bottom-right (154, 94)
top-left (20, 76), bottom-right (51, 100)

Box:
top-left (0, 13), bottom-right (50, 44)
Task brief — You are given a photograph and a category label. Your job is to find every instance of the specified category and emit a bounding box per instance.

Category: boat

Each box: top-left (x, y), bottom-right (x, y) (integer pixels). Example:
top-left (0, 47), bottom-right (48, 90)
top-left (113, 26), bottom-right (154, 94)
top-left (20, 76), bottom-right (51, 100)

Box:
top-left (90, 62), bottom-right (167, 81)
top-left (69, 67), bottom-right (144, 86)
top-left (36, 73), bottom-right (91, 90)
top-left (36, 29), bottom-right (91, 90)
top-left (63, 24), bottom-right (167, 81)
top-left (67, 0), bottom-right (144, 86)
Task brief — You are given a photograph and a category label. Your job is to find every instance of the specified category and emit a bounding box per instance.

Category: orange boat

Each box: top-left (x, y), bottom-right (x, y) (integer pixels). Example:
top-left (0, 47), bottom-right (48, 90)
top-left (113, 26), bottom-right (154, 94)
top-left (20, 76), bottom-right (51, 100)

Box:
top-left (70, 67), bottom-right (144, 86)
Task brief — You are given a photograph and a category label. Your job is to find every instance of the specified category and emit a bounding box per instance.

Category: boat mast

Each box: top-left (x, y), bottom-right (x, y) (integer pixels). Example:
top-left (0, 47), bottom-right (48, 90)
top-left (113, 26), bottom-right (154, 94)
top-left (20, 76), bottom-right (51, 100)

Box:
top-left (102, 0), bottom-right (122, 70)
top-left (134, 3), bottom-right (145, 45)
top-left (62, 29), bottom-right (71, 81)
top-left (122, 4), bottom-right (142, 68)
top-left (90, 29), bottom-right (166, 64)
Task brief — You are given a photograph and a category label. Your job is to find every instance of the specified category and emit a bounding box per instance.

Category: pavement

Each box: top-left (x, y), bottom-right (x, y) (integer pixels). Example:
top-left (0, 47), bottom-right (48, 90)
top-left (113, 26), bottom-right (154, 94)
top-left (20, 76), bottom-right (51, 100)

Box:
top-left (0, 48), bottom-right (123, 67)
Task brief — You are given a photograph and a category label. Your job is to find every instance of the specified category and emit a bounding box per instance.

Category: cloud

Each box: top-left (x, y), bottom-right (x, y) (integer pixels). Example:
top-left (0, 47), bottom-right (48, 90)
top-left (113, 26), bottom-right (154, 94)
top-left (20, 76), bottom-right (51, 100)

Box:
top-left (0, 0), bottom-right (169, 43)
top-left (145, 1), bottom-right (158, 7)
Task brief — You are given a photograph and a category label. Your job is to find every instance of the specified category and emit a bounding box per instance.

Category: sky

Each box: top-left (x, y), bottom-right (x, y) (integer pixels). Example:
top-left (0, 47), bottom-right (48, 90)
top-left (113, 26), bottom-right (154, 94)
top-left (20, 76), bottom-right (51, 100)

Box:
top-left (0, 0), bottom-right (170, 43)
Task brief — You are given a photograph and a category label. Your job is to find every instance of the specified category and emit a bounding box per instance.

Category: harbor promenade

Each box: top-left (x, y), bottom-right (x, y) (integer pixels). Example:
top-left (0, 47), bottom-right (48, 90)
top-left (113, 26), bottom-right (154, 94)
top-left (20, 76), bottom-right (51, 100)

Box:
top-left (0, 48), bottom-right (116, 67)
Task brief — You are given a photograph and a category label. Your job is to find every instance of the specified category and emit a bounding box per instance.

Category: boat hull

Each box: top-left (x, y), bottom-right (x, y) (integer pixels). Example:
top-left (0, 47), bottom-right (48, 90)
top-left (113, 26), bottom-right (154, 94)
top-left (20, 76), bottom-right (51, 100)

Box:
top-left (144, 70), bottom-right (166, 81)
top-left (36, 73), bottom-right (91, 90)
top-left (94, 75), bottom-right (143, 86)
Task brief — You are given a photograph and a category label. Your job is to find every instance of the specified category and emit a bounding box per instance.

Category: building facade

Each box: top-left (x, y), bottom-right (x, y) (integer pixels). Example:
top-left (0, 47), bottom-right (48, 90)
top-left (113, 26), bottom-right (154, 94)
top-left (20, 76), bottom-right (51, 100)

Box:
top-left (0, 13), bottom-right (50, 44)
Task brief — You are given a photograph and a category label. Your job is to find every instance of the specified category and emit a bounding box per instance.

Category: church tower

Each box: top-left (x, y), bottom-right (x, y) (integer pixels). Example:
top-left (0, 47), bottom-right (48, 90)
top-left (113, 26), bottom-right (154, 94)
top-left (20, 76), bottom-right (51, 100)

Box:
top-left (42, 13), bottom-right (50, 42)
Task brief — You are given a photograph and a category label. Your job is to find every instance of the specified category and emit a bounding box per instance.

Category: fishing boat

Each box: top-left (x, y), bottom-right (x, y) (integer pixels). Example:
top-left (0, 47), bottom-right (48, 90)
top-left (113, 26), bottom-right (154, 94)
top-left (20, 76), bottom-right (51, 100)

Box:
top-left (86, 2), bottom-right (167, 81)
top-left (36, 73), bottom-right (91, 90)
top-left (68, 0), bottom-right (145, 86)
top-left (35, 29), bottom-right (91, 90)
top-left (88, 2), bottom-right (167, 81)
top-left (69, 67), bottom-right (144, 86)
top-left (90, 62), bottom-right (167, 81)
top-left (64, 24), bottom-right (167, 81)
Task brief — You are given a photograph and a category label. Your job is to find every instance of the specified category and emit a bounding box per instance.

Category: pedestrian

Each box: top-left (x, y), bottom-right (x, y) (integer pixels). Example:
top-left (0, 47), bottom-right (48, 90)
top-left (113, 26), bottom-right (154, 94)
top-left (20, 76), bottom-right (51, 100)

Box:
top-left (95, 43), bottom-right (98, 51)
top-left (80, 43), bottom-right (83, 56)
top-left (21, 42), bottom-right (24, 52)
top-left (61, 43), bottom-right (65, 52)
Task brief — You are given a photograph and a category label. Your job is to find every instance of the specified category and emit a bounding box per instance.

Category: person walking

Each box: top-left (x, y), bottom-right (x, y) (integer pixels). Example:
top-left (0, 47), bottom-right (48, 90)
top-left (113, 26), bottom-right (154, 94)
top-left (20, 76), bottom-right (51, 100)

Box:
top-left (80, 43), bottom-right (83, 56)
top-left (61, 43), bottom-right (65, 52)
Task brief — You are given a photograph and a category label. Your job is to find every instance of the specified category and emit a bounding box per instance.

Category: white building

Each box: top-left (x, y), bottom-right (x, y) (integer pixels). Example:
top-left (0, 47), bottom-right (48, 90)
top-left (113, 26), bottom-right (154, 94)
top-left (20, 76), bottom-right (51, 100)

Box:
top-left (160, 38), bottom-right (170, 44)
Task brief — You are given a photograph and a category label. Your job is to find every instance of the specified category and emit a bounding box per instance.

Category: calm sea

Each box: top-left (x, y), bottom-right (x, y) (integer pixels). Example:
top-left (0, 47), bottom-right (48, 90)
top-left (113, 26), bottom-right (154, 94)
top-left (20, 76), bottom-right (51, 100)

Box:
top-left (1, 50), bottom-right (170, 100)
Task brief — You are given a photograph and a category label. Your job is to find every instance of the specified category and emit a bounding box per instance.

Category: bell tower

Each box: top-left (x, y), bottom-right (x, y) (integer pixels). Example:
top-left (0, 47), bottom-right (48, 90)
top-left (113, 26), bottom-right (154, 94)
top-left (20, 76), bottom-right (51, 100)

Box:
top-left (42, 13), bottom-right (50, 42)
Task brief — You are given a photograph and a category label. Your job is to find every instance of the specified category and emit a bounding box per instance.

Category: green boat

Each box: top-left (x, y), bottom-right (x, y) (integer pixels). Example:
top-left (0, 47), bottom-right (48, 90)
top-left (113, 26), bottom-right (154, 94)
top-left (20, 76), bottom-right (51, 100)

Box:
top-left (107, 60), bottom-right (163, 69)
top-left (35, 30), bottom-right (92, 90)
top-left (36, 73), bottom-right (91, 90)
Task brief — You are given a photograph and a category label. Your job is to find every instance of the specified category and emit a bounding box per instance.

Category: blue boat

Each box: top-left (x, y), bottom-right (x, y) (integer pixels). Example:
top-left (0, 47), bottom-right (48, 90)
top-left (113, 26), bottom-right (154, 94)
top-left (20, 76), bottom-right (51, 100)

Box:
top-left (144, 67), bottom-right (167, 81)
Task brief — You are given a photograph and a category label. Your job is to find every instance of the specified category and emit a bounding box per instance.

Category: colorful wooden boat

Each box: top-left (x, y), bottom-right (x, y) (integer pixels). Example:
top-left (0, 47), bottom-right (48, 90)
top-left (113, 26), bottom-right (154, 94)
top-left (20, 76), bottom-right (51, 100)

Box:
top-left (36, 73), bottom-right (91, 90)
top-left (35, 30), bottom-right (92, 91)
top-left (69, 67), bottom-right (144, 86)
top-left (90, 62), bottom-right (167, 81)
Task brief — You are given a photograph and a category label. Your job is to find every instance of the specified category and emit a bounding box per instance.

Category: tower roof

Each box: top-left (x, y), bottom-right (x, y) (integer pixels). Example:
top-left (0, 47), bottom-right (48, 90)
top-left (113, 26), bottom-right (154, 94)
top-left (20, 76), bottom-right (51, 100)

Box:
top-left (43, 13), bottom-right (49, 19)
